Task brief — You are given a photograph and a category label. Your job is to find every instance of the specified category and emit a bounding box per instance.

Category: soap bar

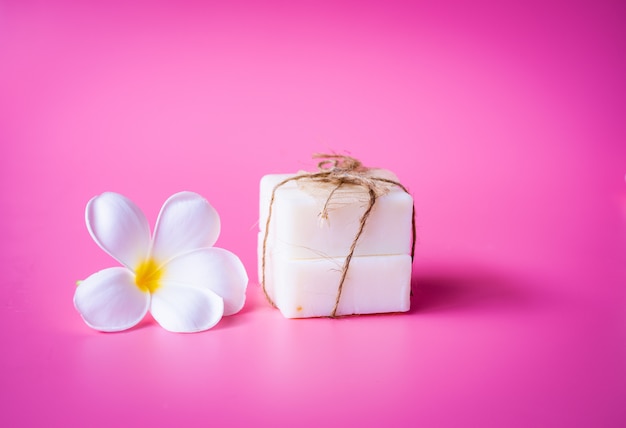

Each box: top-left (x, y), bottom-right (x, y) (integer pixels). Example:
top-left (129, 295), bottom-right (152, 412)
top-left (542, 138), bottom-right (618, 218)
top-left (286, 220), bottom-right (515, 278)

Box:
top-left (259, 169), bottom-right (413, 318)
top-left (264, 252), bottom-right (412, 318)
top-left (259, 172), bottom-right (413, 259)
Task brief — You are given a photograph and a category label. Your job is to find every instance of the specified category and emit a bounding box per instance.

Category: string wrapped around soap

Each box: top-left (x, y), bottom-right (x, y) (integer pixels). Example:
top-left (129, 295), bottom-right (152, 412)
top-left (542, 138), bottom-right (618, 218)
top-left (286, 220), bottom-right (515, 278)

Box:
top-left (261, 153), bottom-right (416, 317)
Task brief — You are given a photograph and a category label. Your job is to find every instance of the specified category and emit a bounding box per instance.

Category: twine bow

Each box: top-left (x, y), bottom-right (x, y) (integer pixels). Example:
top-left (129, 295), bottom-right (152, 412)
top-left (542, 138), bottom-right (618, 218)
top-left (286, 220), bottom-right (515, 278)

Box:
top-left (261, 153), bottom-right (416, 317)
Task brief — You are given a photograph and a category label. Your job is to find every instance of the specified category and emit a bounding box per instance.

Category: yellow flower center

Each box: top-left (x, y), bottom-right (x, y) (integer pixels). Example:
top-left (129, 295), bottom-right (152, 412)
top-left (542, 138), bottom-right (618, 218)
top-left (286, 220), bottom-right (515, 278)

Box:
top-left (134, 258), bottom-right (163, 293)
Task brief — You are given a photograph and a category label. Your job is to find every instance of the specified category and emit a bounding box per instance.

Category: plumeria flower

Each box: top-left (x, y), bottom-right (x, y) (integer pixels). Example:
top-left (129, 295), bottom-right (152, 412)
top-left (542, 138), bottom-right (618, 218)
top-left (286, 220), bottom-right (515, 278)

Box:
top-left (74, 191), bottom-right (248, 333)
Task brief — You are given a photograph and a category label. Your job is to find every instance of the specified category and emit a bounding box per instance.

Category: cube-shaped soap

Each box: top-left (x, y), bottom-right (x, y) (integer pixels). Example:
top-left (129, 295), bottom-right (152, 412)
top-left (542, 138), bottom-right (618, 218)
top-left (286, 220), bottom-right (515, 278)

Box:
top-left (259, 169), bottom-right (413, 318)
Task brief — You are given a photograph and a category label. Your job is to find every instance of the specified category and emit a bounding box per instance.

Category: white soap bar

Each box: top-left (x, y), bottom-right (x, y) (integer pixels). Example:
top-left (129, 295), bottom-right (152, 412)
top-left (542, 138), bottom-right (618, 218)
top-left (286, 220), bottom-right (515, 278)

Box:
top-left (259, 172), bottom-right (413, 259)
top-left (264, 252), bottom-right (412, 318)
top-left (259, 170), bottom-right (413, 318)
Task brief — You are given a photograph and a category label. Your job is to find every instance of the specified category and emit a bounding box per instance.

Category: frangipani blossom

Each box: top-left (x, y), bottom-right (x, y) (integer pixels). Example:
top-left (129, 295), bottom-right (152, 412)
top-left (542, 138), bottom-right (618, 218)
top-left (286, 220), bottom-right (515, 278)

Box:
top-left (74, 191), bottom-right (248, 333)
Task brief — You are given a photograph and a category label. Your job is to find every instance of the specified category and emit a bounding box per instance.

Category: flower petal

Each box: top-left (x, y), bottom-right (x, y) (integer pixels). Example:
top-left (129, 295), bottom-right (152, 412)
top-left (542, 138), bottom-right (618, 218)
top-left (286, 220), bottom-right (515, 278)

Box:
top-left (150, 283), bottom-right (224, 333)
top-left (150, 192), bottom-right (221, 263)
top-left (74, 267), bottom-right (150, 332)
top-left (86, 192), bottom-right (151, 270)
top-left (161, 248), bottom-right (248, 316)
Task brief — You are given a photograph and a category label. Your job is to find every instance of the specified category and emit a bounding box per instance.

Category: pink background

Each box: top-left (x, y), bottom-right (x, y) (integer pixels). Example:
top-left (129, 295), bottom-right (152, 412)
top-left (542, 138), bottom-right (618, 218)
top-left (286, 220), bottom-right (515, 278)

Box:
top-left (1, 0), bottom-right (625, 426)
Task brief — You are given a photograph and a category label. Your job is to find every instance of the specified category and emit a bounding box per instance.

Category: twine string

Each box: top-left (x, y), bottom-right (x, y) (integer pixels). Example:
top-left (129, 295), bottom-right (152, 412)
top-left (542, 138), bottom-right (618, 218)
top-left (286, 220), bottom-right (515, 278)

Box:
top-left (320, 182), bottom-right (343, 220)
top-left (261, 154), bottom-right (416, 317)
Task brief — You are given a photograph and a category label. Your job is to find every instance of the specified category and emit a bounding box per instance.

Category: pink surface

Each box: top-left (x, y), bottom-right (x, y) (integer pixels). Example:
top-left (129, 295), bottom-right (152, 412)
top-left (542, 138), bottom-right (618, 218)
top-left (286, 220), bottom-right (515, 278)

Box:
top-left (1, 0), bottom-right (625, 426)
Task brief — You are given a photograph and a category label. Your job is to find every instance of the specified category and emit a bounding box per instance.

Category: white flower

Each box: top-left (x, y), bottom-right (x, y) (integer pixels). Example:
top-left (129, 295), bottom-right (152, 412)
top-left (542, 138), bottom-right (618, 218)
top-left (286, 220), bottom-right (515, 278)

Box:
top-left (74, 191), bottom-right (248, 333)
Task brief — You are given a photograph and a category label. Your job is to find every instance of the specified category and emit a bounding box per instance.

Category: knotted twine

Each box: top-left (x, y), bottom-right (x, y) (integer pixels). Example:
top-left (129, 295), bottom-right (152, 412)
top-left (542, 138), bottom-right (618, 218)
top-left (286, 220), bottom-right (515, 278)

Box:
top-left (261, 154), bottom-right (416, 317)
